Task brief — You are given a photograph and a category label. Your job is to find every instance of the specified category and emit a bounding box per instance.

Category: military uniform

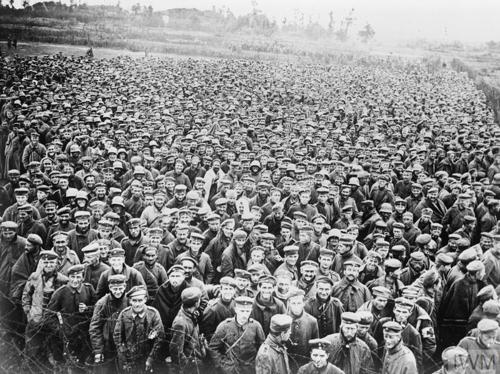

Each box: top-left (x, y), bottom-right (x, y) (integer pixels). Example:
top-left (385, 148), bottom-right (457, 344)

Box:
top-left (89, 292), bottom-right (129, 369)
top-left (288, 311), bottom-right (320, 369)
top-left (170, 307), bottom-right (204, 372)
top-left (113, 305), bottom-right (164, 373)
top-left (255, 334), bottom-right (291, 374)
top-left (208, 317), bottom-right (266, 374)
top-left (201, 297), bottom-right (235, 339)
top-left (304, 296), bottom-right (344, 338)
top-left (381, 340), bottom-right (418, 374)
top-left (297, 362), bottom-right (345, 374)
top-left (323, 333), bottom-right (373, 374)
top-left (332, 278), bottom-right (372, 312)
top-left (46, 281), bottom-right (97, 363)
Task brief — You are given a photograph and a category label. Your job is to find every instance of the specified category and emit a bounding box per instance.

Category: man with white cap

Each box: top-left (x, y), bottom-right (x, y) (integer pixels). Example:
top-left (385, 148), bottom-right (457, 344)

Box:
top-left (113, 285), bottom-right (164, 373)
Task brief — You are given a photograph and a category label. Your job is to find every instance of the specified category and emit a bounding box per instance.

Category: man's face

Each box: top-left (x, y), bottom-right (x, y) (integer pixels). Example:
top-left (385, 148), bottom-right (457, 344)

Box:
top-left (428, 191), bottom-right (438, 201)
top-left (394, 306), bottom-right (410, 324)
top-left (176, 229), bottom-right (189, 243)
top-left (130, 295), bottom-right (147, 314)
top-left (220, 284), bottom-right (236, 302)
top-left (83, 252), bottom-right (99, 266)
top-left (299, 192), bottom-right (310, 205)
top-left (258, 282), bottom-right (274, 300)
top-left (154, 195), bottom-right (166, 207)
top-left (341, 323), bottom-right (357, 341)
top-left (1, 228), bottom-right (16, 241)
top-left (98, 224), bottom-right (112, 239)
top-left (384, 331), bottom-right (401, 350)
top-left (15, 194), bottom-right (28, 206)
top-left (298, 232), bottom-right (310, 245)
top-left (76, 217), bottom-right (89, 230)
top-left (68, 272), bottom-right (83, 288)
top-left (316, 282), bottom-right (332, 300)
top-left (357, 324), bottom-right (370, 338)
top-left (128, 225), bottom-right (141, 238)
top-left (235, 305), bottom-right (252, 324)
top-left (403, 216), bottom-right (413, 226)
top-left (344, 265), bottom-right (359, 281)
top-left (208, 220), bottom-right (220, 232)
top-left (190, 238), bottom-right (203, 254)
top-left (109, 256), bottom-right (124, 271)
top-left (43, 258), bottom-right (58, 273)
top-left (181, 260), bottom-right (195, 279)
top-left (479, 330), bottom-right (497, 348)
top-left (222, 223), bottom-right (235, 238)
top-left (288, 296), bottom-right (304, 316)
top-left (302, 268), bottom-right (316, 282)
top-left (373, 296), bottom-right (388, 311)
top-left (310, 349), bottom-right (328, 369)
top-left (107, 282), bottom-right (125, 298)
top-left (143, 250), bottom-right (157, 266)
top-left (169, 271), bottom-right (185, 287)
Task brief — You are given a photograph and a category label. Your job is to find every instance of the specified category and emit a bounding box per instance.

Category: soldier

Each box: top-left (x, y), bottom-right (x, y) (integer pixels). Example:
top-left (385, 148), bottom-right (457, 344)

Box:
top-left (208, 296), bottom-right (266, 374)
top-left (255, 314), bottom-right (293, 374)
top-left (121, 218), bottom-right (147, 266)
top-left (176, 231), bottom-right (214, 284)
top-left (381, 321), bottom-right (418, 374)
top-left (286, 287), bottom-right (319, 370)
top-left (0, 221), bottom-right (26, 331)
top-left (357, 286), bottom-right (392, 332)
top-left (432, 346), bottom-right (469, 374)
top-left (305, 276), bottom-right (344, 337)
top-left (323, 312), bottom-right (373, 374)
top-left (67, 210), bottom-right (99, 261)
top-left (22, 250), bottom-right (68, 372)
top-left (250, 275), bottom-right (286, 335)
top-left (332, 258), bottom-right (372, 312)
top-left (273, 245), bottom-right (300, 281)
top-left (82, 241), bottom-right (110, 290)
top-left (201, 276), bottom-right (236, 340)
top-left (51, 231), bottom-right (81, 275)
top-left (96, 248), bottom-right (146, 298)
top-left (297, 260), bottom-right (318, 302)
top-left (355, 311), bottom-right (378, 355)
top-left (46, 264), bottom-right (97, 369)
top-left (169, 287), bottom-right (207, 373)
top-left (317, 248), bottom-right (341, 284)
top-left (89, 274), bottom-right (129, 374)
top-left (113, 285), bottom-right (164, 373)
top-left (458, 319), bottom-right (500, 374)
top-left (133, 245), bottom-right (168, 301)
top-left (297, 338), bottom-right (344, 374)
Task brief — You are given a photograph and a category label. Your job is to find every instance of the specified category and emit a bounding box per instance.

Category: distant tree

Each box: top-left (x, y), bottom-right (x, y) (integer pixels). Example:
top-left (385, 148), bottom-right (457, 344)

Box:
top-left (23, 0), bottom-right (29, 8)
top-left (9, 0), bottom-right (14, 8)
top-left (147, 5), bottom-right (153, 17)
top-left (131, 2), bottom-right (140, 16)
top-left (328, 11), bottom-right (334, 32)
top-left (358, 23), bottom-right (375, 43)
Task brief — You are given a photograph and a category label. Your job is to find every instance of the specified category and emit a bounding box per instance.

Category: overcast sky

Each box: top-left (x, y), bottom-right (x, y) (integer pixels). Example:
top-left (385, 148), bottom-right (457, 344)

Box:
top-left (16, 0), bottom-right (500, 43)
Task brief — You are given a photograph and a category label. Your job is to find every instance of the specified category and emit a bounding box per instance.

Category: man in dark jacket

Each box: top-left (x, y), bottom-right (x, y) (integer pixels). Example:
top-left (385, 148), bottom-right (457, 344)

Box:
top-left (208, 296), bottom-right (266, 374)
top-left (169, 287), bottom-right (206, 373)
top-left (200, 276), bottom-right (236, 339)
top-left (323, 312), bottom-right (374, 374)
top-left (96, 248), bottom-right (146, 298)
top-left (286, 287), bottom-right (319, 370)
top-left (113, 285), bottom-right (164, 373)
top-left (89, 274), bottom-right (129, 373)
top-left (250, 275), bottom-right (286, 335)
top-left (305, 276), bottom-right (344, 337)
top-left (46, 264), bottom-right (97, 367)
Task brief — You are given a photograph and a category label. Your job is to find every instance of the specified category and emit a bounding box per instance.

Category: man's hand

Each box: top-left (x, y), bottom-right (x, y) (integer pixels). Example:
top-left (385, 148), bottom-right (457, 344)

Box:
top-left (145, 358), bottom-right (153, 372)
top-left (78, 303), bottom-right (87, 313)
top-left (94, 354), bottom-right (104, 363)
